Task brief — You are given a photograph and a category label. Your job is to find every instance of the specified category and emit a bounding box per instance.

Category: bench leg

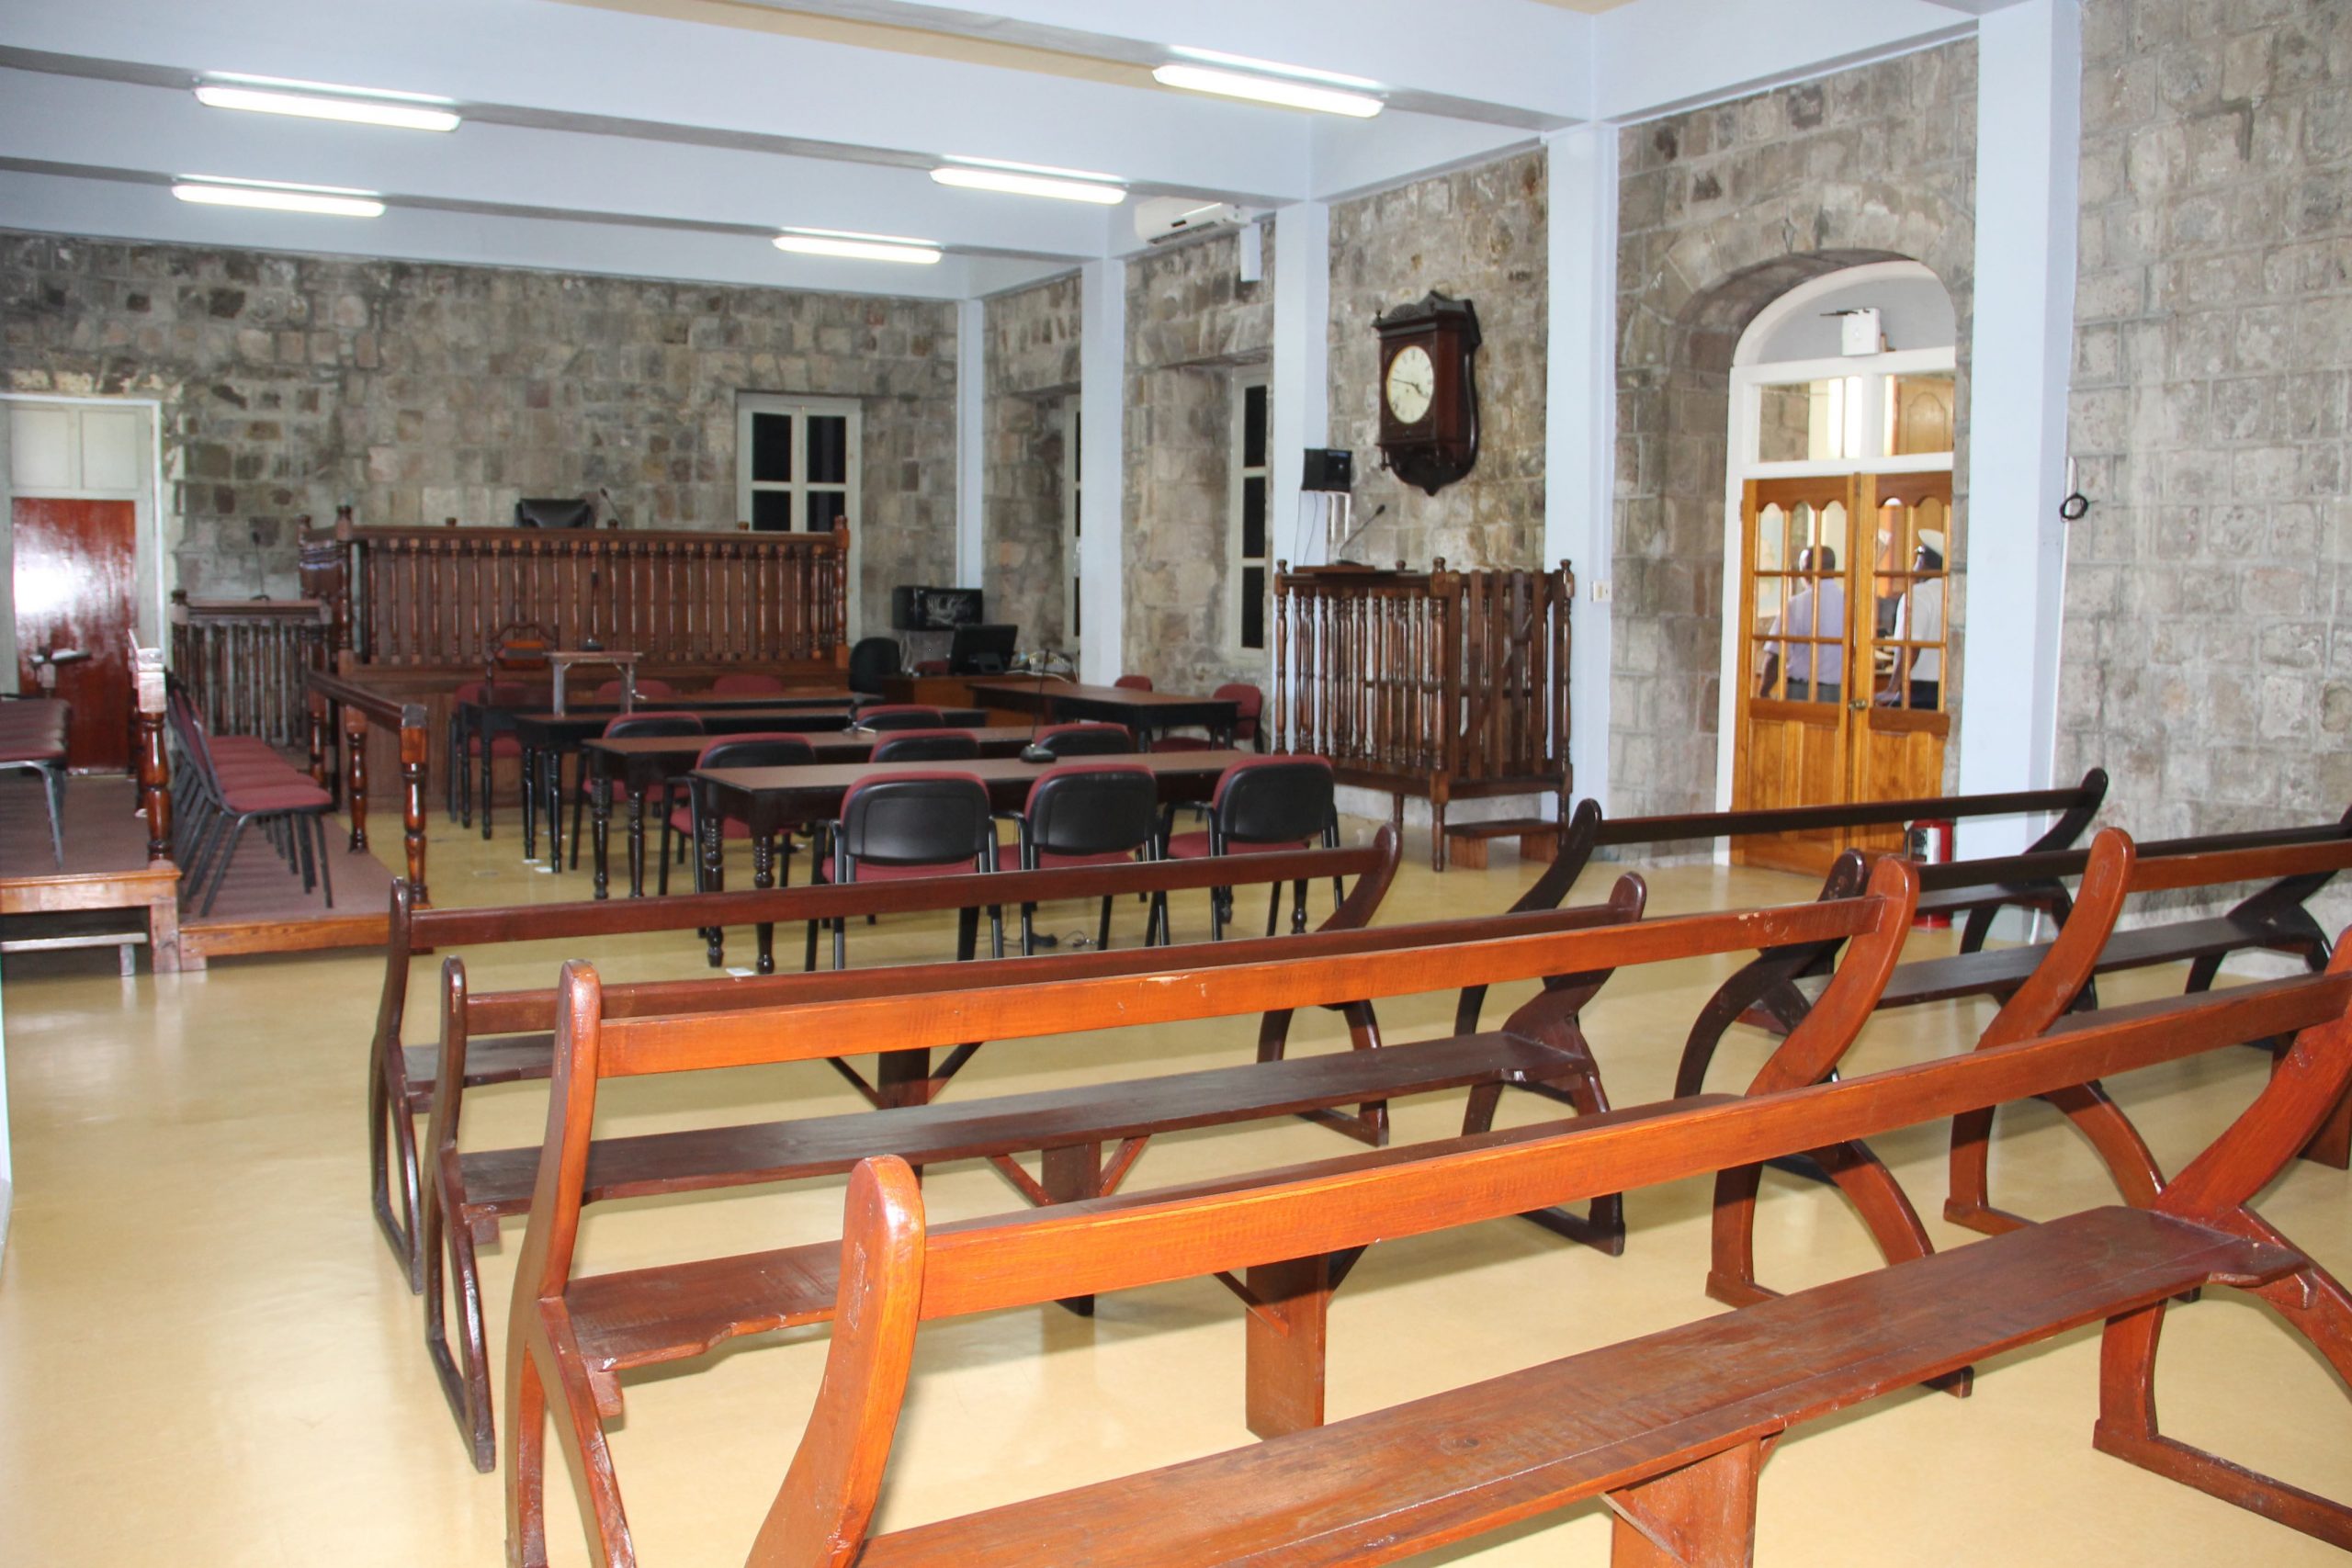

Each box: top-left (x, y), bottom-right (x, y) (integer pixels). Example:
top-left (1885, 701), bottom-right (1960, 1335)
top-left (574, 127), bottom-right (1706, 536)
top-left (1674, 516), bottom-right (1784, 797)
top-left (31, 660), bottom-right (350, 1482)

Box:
top-left (370, 1045), bottom-right (424, 1292)
top-left (1946, 1079), bottom-right (2165, 1235)
top-left (1243, 1254), bottom-right (1329, 1439)
top-left (1040, 1142), bottom-right (1102, 1316)
top-left (2304, 1076), bottom-right (2352, 1168)
top-left (423, 1156), bottom-right (498, 1472)
top-left (507, 1310), bottom-right (633, 1568)
top-left (2097, 1270), bottom-right (2352, 1551)
top-left (1606, 1438), bottom-right (1767, 1568)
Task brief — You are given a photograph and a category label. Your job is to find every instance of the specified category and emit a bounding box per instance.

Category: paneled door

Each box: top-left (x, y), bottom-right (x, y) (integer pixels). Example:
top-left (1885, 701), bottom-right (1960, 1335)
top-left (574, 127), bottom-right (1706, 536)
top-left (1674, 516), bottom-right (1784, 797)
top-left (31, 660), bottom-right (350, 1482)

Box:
top-left (1730, 471), bottom-right (1953, 874)
top-left (7, 401), bottom-right (153, 770)
top-left (1731, 476), bottom-right (1857, 874)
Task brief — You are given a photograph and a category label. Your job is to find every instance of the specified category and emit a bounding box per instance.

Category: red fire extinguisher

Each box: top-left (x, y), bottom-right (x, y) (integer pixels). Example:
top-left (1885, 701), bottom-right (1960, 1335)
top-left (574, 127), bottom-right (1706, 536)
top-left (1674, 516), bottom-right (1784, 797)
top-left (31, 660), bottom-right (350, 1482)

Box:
top-left (1907, 818), bottom-right (1955, 928)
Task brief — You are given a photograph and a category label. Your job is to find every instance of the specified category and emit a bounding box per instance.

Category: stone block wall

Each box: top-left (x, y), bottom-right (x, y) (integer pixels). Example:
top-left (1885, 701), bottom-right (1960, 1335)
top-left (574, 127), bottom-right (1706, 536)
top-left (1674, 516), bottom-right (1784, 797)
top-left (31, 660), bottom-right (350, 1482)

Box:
top-left (1612, 44), bottom-right (1977, 819)
top-left (983, 273), bottom-right (1081, 653)
top-left (0, 231), bottom-right (957, 627)
top-left (1123, 227), bottom-right (1274, 691)
top-left (1328, 149), bottom-right (1550, 570)
top-left (2059, 0), bottom-right (2352, 877)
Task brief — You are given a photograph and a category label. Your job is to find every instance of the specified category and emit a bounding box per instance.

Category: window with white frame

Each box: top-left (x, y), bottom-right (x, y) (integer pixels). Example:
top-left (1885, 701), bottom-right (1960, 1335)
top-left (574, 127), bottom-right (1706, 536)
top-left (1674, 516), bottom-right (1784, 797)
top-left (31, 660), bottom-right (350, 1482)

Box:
top-left (1227, 372), bottom-right (1270, 655)
top-left (735, 394), bottom-right (860, 534)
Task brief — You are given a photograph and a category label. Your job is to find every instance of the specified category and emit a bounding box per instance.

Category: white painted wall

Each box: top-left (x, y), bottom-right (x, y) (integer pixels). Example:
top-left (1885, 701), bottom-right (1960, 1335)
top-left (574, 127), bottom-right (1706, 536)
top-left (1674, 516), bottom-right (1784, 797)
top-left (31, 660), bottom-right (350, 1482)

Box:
top-left (1954, 0), bottom-right (2082, 856)
top-left (1544, 125), bottom-right (1618, 814)
top-left (954, 299), bottom-right (986, 588)
top-left (1267, 202), bottom-right (1331, 573)
top-left (0, 954), bottom-right (12, 1258)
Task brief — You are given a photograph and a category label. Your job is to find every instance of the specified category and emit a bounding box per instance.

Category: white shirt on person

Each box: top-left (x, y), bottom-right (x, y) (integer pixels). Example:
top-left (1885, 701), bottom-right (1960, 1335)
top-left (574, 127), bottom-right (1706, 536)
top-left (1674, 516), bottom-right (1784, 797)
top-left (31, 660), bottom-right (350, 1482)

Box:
top-left (1769, 579), bottom-right (1846, 684)
top-left (1894, 577), bottom-right (1943, 682)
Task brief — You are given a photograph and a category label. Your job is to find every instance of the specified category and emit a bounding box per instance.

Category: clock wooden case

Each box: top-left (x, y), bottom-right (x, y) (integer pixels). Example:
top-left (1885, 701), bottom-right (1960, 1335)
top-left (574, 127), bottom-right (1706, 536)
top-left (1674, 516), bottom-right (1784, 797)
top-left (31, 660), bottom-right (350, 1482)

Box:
top-left (1374, 291), bottom-right (1481, 495)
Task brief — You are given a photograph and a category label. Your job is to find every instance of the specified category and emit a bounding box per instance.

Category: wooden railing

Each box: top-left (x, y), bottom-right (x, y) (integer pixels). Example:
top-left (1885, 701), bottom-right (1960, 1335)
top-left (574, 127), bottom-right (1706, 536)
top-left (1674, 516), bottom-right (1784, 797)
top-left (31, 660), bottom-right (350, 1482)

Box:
top-left (169, 595), bottom-right (331, 747)
top-left (307, 669), bottom-right (431, 905)
top-left (297, 506), bottom-right (848, 670)
top-left (1272, 559), bottom-right (1574, 866)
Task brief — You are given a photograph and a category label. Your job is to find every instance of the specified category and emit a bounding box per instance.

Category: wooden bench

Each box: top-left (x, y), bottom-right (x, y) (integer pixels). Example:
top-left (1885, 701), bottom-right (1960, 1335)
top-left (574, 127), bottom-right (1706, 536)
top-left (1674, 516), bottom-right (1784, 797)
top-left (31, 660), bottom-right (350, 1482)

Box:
top-left (1676, 832), bottom-right (2352, 1189)
top-left (510, 850), bottom-right (2352, 1567)
top-left (368, 834), bottom-right (1405, 1295)
top-left (1451, 769), bottom-right (2111, 1036)
top-left (423, 872), bottom-right (1646, 1470)
top-left (500, 861), bottom-right (1942, 1560)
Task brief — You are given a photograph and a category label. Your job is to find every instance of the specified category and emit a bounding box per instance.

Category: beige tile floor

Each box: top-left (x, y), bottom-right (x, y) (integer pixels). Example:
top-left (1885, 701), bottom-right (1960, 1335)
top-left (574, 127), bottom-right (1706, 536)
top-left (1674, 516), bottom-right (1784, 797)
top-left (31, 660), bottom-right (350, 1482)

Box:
top-left (0, 815), bottom-right (2346, 1566)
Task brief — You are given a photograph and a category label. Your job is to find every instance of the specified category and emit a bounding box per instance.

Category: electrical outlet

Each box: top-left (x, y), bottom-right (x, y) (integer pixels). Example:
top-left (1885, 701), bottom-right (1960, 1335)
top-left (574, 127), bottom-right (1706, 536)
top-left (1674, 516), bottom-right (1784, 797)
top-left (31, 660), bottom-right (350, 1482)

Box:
top-left (1590, 580), bottom-right (1611, 603)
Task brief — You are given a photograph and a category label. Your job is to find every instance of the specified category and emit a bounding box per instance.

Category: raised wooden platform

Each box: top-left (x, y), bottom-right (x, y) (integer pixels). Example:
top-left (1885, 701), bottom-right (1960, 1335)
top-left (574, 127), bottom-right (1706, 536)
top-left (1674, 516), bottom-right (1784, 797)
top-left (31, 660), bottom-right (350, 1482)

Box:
top-left (0, 773), bottom-right (392, 970)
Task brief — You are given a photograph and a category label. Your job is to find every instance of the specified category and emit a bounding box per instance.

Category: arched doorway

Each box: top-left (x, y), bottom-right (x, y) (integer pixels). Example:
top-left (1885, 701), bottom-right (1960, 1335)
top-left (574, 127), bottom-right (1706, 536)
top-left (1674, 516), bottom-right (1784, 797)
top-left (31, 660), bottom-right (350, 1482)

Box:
top-left (1716, 262), bottom-right (1958, 874)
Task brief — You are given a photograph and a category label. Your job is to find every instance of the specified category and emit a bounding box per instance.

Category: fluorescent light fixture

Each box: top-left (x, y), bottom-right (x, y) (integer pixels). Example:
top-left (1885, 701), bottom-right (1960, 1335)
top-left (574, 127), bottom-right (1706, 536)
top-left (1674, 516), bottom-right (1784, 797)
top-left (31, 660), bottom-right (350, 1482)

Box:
top-left (774, 229), bottom-right (942, 265)
top-left (1165, 47), bottom-right (1381, 92)
top-left (195, 77), bottom-right (460, 132)
top-left (1151, 63), bottom-right (1382, 118)
top-left (939, 153), bottom-right (1125, 185)
top-left (173, 177), bottom-right (385, 217)
top-left (931, 165), bottom-right (1125, 205)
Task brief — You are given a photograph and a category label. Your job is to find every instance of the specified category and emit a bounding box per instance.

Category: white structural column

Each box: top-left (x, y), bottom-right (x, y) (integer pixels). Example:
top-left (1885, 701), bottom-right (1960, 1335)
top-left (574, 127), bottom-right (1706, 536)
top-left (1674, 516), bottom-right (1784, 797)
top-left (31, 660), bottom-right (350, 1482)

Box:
top-left (954, 298), bottom-right (985, 587)
top-left (1076, 257), bottom-right (1128, 685)
top-left (1955, 0), bottom-right (2081, 856)
top-left (1267, 202), bottom-right (1332, 570)
top-left (1543, 125), bottom-right (1619, 813)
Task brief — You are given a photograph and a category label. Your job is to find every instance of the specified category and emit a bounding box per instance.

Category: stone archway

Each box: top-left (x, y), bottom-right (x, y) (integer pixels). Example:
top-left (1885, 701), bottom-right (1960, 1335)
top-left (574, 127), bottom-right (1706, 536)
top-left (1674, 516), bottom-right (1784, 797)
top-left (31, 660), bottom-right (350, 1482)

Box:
top-left (1611, 176), bottom-right (1975, 820)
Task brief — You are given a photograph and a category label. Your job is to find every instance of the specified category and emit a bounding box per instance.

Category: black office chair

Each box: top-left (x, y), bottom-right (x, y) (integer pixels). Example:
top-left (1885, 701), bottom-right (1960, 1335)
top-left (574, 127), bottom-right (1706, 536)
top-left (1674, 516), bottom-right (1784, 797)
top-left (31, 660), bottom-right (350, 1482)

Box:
top-left (854, 704), bottom-right (945, 732)
top-left (871, 729), bottom-right (980, 763)
top-left (1161, 756), bottom-right (1338, 940)
top-left (808, 771), bottom-right (1001, 969)
top-left (1014, 762), bottom-right (1163, 953)
top-left (570, 712), bottom-right (704, 869)
top-left (1032, 721), bottom-right (1135, 758)
top-left (847, 637), bottom-right (903, 694)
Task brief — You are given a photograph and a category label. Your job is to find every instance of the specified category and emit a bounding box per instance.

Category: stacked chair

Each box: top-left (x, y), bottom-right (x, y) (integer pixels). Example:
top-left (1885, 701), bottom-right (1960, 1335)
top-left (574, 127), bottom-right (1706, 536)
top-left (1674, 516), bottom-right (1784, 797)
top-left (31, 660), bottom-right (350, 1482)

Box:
top-left (0, 698), bottom-right (72, 868)
top-left (166, 685), bottom-right (335, 915)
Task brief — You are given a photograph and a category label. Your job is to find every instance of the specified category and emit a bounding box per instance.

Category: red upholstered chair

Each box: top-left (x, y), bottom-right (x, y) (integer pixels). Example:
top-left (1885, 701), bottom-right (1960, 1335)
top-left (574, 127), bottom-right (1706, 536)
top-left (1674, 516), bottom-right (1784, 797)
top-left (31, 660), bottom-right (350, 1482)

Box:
top-left (710, 671), bottom-right (786, 695)
top-left (569, 712), bottom-right (704, 869)
top-left (167, 687), bottom-right (335, 915)
top-left (1032, 722), bottom-right (1134, 758)
top-left (447, 679), bottom-right (538, 827)
top-left (1113, 673), bottom-right (1154, 691)
top-left (854, 704), bottom-right (944, 732)
top-left (0, 698), bottom-right (71, 867)
top-left (663, 733), bottom-right (815, 894)
top-left (1014, 762), bottom-right (1163, 953)
top-left (870, 729), bottom-right (979, 763)
top-left (1155, 682), bottom-right (1263, 751)
top-left (808, 771), bottom-right (1001, 970)
top-left (1161, 755), bottom-right (1336, 940)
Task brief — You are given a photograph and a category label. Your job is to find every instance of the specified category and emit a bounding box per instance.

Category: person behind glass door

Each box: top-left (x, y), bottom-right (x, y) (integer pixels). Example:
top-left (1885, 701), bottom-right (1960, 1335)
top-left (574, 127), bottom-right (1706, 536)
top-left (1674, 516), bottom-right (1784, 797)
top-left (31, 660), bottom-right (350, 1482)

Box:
top-left (1756, 545), bottom-right (1843, 703)
top-left (1883, 529), bottom-right (1945, 710)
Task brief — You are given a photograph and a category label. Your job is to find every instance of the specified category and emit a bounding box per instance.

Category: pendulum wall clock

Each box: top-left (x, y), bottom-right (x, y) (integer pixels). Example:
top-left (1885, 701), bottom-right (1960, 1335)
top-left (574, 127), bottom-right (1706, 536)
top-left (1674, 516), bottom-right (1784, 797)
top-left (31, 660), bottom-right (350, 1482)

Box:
top-left (1374, 291), bottom-right (1481, 495)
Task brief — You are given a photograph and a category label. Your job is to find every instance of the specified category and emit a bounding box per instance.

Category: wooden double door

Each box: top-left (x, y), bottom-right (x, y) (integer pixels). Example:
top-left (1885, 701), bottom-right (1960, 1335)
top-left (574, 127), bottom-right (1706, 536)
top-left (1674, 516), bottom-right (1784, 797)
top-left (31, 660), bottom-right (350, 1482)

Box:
top-left (1731, 472), bottom-right (1952, 874)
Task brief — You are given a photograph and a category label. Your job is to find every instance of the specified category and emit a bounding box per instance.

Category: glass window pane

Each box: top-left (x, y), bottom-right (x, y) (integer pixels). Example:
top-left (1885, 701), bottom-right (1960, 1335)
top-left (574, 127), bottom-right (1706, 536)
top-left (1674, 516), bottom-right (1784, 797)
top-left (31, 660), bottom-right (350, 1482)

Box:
top-left (1241, 566), bottom-right (1265, 650)
top-left (807, 415), bottom-right (849, 484)
top-left (751, 490), bottom-right (794, 531)
top-left (1242, 384), bottom-right (1267, 469)
top-left (1073, 572), bottom-right (1081, 638)
top-left (1241, 477), bottom-right (1266, 558)
top-left (806, 490), bottom-right (848, 532)
top-left (1756, 378), bottom-right (1862, 462)
top-left (1886, 372), bottom-right (1956, 457)
top-left (752, 413), bottom-right (793, 482)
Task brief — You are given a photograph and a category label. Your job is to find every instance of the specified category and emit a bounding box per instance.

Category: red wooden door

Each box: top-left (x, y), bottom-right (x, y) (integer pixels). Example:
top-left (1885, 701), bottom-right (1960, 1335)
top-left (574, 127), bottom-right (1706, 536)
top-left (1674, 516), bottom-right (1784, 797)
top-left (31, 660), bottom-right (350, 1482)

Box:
top-left (13, 497), bottom-right (137, 769)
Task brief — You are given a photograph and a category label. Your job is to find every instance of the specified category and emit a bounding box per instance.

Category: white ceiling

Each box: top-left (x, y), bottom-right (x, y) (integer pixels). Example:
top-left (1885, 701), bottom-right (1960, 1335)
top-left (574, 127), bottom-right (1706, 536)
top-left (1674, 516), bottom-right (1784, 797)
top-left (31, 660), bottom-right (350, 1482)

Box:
top-left (0, 0), bottom-right (2011, 299)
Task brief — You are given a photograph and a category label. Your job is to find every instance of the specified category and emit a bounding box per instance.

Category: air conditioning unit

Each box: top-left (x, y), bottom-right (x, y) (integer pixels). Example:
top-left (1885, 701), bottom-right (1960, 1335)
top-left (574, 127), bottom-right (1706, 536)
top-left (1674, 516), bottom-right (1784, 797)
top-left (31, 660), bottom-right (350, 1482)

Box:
top-left (1136, 197), bottom-right (1248, 247)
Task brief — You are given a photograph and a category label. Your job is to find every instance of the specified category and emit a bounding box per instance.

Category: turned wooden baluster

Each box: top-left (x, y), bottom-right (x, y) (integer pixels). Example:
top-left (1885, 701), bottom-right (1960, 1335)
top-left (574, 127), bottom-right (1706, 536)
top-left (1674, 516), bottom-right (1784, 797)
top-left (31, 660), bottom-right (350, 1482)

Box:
top-left (345, 704), bottom-right (370, 852)
top-left (401, 708), bottom-right (430, 906)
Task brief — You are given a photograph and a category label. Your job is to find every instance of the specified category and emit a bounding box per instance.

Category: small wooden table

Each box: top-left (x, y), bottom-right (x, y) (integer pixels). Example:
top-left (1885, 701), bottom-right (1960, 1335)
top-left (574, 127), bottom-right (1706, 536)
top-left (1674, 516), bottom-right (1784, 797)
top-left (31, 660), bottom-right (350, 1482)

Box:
top-left (544, 650), bottom-right (639, 716)
top-left (964, 680), bottom-right (1238, 749)
top-left (582, 728), bottom-right (1040, 897)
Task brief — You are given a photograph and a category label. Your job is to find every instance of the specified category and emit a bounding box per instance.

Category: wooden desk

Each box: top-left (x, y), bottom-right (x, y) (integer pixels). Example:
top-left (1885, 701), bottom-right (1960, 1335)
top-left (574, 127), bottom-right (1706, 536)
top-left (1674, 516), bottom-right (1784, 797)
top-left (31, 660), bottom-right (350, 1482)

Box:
top-left (965, 679), bottom-right (1238, 748)
top-left (583, 728), bottom-right (1040, 897)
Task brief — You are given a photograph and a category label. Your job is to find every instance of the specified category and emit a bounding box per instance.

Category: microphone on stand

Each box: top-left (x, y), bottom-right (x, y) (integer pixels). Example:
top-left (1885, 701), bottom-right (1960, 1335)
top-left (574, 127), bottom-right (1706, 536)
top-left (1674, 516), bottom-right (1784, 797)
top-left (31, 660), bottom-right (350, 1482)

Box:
top-left (1331, 503), bottom-right (1387, 564)
top-left (1018, 646), bottom-right (1069, 762)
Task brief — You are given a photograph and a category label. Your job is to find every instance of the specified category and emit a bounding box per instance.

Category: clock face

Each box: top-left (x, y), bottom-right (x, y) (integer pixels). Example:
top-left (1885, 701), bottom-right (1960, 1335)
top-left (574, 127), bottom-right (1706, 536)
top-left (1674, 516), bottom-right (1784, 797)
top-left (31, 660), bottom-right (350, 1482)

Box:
top-left (1385, 344), bottom-right (1435, 426)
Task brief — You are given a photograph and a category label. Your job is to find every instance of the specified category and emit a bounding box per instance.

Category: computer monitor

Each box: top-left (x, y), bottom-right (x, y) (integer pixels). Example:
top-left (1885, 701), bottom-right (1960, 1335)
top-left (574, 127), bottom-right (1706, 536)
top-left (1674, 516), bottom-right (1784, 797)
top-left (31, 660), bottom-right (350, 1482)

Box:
top-left (946, 622), bottom-right (1018, 676)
